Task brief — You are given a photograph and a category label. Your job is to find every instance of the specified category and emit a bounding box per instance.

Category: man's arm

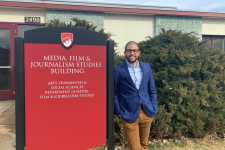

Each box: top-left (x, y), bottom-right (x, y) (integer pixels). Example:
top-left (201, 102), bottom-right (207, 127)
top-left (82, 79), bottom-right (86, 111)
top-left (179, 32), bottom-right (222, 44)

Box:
top-left (114, 67), bottom-right (121, 116)
top-left (148, 65), bottom-right (157, 104)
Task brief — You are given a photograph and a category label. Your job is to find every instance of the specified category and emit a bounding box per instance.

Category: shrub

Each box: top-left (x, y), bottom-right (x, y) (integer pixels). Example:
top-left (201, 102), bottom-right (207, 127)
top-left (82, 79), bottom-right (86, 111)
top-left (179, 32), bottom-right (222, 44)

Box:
top-left (137, 29), bottom-right (225, 138)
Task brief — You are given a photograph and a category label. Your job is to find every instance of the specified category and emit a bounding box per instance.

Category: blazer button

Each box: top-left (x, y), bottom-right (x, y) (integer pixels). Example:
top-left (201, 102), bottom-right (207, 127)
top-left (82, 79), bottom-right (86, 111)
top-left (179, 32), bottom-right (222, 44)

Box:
top-left (138, 101), bottom-right (142, 104)
top-left (137, 91), bottom-right (139, 93)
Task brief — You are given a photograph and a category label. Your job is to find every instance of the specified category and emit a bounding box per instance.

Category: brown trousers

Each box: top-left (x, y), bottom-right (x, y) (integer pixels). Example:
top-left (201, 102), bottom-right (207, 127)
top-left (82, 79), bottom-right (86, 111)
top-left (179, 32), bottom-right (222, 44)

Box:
top-left (121, 107), bottom-right (153, 150)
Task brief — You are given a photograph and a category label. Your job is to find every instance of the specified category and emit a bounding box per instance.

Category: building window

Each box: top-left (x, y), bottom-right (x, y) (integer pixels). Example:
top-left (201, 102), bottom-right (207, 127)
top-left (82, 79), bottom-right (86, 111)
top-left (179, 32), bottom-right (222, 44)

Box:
top-left (18, 25), bottom-right (43, 38)
top-left (202, 35), bottom-right (225, 52)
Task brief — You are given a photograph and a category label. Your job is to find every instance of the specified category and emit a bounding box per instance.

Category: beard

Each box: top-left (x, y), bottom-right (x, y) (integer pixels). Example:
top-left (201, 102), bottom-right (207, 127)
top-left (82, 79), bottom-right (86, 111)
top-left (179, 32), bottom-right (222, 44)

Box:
top-left (126, 55), bottom-right (138, 63)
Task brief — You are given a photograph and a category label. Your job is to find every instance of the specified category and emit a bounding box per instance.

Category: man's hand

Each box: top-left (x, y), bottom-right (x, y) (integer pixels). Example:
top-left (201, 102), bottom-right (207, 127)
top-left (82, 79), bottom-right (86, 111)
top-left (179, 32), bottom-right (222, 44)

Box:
top-left (119, 114), bottom-right (121, 118)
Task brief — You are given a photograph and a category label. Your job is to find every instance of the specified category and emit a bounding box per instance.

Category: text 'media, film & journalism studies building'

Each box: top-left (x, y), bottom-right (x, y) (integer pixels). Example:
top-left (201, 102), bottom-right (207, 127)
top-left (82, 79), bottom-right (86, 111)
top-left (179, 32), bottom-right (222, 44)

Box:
top-left (0, 0), bottom-right (225, 101)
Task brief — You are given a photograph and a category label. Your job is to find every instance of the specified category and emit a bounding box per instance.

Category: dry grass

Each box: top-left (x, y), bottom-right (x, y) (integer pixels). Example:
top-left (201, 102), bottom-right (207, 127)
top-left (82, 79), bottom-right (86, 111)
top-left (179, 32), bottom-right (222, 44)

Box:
top-left (91, 138), bottom-right (225, 150)
top-left (148, 138), bottom-right (225, 150)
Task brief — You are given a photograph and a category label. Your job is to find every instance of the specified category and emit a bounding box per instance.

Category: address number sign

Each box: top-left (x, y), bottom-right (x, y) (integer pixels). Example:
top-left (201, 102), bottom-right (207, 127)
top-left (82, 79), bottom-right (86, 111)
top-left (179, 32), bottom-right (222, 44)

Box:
top-left (25, 17), bottom-right (41, 23)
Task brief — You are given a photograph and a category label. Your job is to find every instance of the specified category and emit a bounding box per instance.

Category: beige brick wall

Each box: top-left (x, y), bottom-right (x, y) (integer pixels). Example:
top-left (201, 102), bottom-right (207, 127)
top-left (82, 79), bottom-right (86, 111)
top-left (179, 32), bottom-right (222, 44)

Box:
top-left (104, 13), bottom-right (154, 55)
top-left (202, 17), bottom-right (225, 35)
top-left (0, 7), bottom-right (45, 23)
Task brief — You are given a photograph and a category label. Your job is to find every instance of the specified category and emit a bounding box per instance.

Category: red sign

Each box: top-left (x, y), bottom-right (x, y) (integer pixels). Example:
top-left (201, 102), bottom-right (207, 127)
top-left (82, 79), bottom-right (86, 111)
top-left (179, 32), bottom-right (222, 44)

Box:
top-left (24, 43), bottom-right (106, 150)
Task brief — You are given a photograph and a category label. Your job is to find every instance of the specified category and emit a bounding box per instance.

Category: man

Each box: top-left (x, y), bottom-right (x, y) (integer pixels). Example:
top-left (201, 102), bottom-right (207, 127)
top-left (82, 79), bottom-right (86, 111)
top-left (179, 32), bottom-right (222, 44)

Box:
top-left (114, 41), bottom-right (158, 150)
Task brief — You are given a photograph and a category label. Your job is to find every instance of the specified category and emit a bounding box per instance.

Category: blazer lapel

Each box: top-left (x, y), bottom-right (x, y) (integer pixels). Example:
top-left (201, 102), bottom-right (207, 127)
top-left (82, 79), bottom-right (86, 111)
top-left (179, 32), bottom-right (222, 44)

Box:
top-left (139, 62), bottom-right (147, 89)
top-left (121, 62), bottom-right (137, 89)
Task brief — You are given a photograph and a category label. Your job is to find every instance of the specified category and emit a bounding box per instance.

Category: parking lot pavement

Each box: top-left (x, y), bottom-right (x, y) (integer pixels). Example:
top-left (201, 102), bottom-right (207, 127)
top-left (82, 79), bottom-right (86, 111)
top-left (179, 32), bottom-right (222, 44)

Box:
top-left (0, 100), bottom-right (15, 150)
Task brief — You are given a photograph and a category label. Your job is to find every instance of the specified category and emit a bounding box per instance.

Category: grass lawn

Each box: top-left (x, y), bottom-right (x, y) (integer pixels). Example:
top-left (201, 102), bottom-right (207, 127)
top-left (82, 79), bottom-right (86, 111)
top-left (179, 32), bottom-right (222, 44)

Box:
top-left (91, 138), bottom-right (225, 150)
top-left (147, 138), bottom-right (225, 150)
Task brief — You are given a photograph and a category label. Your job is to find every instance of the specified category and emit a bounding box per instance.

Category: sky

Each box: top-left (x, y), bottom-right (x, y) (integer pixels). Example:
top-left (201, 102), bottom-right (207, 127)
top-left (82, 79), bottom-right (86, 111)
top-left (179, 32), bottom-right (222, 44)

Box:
top-left (62, 0), bottom-right (225, 12)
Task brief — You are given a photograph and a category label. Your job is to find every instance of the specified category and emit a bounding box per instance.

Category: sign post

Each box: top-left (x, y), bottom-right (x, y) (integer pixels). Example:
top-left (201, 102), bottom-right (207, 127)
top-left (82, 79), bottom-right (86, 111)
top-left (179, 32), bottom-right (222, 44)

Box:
top-left (15, 27), bottom-right (114, 150)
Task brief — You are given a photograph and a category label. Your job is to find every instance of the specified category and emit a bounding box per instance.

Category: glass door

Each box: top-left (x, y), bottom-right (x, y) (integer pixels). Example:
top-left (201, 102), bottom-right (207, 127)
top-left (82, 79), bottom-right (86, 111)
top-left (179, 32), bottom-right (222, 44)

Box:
top-left (0, 24), bottom-right (16, 100)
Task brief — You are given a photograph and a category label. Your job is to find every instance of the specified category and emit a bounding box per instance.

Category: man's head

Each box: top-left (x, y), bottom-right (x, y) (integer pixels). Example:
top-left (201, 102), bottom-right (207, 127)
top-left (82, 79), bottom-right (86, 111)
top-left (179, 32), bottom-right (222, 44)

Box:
top-left (124, 41), bottom-right (140, 64)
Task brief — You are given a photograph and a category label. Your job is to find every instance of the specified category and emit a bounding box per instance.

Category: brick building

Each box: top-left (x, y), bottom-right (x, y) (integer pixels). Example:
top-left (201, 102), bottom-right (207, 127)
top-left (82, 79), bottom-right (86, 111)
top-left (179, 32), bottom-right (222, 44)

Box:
top-left (0, 0), bottom-right (225, 100)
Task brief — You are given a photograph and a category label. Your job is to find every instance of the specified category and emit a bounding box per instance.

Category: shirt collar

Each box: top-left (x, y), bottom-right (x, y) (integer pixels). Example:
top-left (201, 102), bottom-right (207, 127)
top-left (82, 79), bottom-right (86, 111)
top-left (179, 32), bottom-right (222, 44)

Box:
top-left (126, 60), bottom-right (140, 68)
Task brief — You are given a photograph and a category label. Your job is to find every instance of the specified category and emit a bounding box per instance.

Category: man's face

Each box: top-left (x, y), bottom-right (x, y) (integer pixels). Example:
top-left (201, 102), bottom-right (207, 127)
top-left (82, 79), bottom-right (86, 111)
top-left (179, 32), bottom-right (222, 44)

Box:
top-left (124, 44), bottom-right (140, 63)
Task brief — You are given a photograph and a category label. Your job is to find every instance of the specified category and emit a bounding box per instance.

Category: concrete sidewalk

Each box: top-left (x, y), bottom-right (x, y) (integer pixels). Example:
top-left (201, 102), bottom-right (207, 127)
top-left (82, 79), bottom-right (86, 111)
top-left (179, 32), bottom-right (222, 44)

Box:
top-left (0, 100), bottom-right (16, 150)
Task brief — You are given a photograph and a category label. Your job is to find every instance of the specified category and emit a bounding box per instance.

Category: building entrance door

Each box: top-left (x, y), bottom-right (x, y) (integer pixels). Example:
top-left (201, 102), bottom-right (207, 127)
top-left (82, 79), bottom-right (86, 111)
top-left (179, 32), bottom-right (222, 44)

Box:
top-left (0, 23), bottom-right (16, 100)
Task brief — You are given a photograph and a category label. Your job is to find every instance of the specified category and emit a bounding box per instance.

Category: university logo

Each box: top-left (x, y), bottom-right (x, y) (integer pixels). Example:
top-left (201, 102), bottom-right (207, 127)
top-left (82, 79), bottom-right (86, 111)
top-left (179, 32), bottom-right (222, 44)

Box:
top-left (61, 32), bottom-right (73, 50)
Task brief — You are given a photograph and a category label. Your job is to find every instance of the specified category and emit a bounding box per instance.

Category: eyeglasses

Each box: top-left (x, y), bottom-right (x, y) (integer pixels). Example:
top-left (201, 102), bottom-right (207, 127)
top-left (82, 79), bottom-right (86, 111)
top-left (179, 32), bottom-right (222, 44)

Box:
top-left (125, 49), bottom-right (139, 53)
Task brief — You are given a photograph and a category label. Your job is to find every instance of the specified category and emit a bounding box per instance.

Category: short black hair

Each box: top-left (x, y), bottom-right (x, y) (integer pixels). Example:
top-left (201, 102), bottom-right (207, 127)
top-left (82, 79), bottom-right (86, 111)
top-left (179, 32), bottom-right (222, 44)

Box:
top-left (125, 41), bottom-right (139, 50)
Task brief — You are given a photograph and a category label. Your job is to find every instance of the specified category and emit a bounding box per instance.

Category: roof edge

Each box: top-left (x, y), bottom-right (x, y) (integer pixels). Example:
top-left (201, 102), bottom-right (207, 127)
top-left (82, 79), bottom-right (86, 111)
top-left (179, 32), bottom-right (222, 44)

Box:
top-left (1, 0), bottom-right (225, 18)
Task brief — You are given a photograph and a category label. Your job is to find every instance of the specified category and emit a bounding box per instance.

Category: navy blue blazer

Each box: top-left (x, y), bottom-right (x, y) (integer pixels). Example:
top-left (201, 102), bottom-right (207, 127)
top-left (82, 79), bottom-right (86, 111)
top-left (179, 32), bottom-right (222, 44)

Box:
top-left (114, 61), bottom-right (158, 123)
